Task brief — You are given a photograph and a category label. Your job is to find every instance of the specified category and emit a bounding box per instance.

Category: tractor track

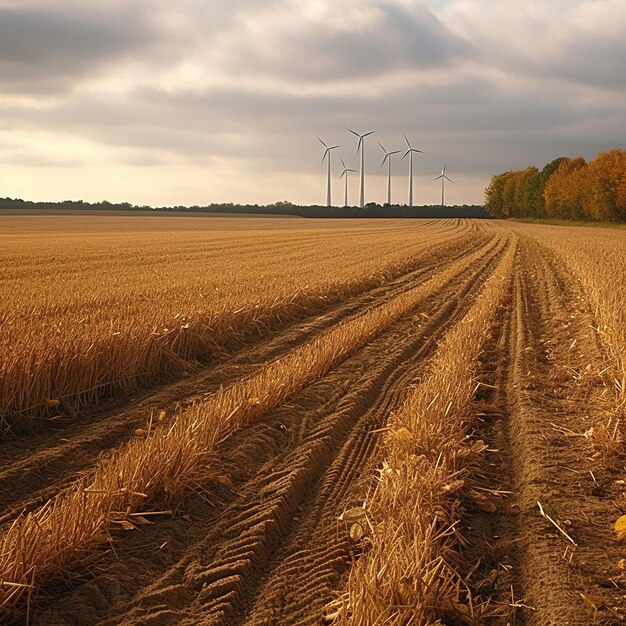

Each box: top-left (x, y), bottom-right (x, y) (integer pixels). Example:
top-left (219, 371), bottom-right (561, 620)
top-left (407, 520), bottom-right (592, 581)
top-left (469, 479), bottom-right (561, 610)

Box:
top-left (26, 231), bottom-right (511, 625)
top-left (0, 221), bottom-right (485, 523)
top-left (463, 233), bottom-right (626, 625)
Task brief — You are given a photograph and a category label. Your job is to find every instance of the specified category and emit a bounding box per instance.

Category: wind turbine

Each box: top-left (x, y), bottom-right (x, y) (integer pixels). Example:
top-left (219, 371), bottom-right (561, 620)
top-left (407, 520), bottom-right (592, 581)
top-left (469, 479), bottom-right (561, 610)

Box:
top-left (317, 136), bottom-right (340, 207)
top-left (379, 141), bottom-right (402, 206)
top-left (346, 128), bottom-right (376, 208)
top-left (339, 156), bottom-right (358, 208)
top-left (434, 163), bottom-right (453, 207)
top-left (401, 135), bottom-right (424, 207)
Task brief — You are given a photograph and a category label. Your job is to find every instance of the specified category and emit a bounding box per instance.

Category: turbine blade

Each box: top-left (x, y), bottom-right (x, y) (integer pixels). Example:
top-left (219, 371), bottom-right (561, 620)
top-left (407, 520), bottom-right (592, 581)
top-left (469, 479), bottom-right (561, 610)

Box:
top-left (401, 150), bottom-right (410, 160)
top-left (434, 175), bottom-right (443, 180)
top-left (381, 154), bottom-right (389, 166)
top-left (346, 128), bottom-right (360, 138)
top-left (316, 136), bottom-right (328, 148)
top-left (363, 130), bottom-right (376, 138)
top-left (378, 140), bottom-right (386, 153)
top-left (340, 156), bottom-right (346, 169)
top-left (445, 176), bottom-right (453, 183)
top-left (404, 134), bottom-right (411, 149)
top-left (329, 145), bottom-right (341, 150)
top-left (321, 148), bottom-right (330, 163)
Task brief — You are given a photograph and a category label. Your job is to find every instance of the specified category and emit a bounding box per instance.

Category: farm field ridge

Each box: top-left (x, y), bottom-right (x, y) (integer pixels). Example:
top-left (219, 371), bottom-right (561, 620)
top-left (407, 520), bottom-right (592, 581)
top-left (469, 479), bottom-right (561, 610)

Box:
top-left (0, 216), bottom-right (625, 624)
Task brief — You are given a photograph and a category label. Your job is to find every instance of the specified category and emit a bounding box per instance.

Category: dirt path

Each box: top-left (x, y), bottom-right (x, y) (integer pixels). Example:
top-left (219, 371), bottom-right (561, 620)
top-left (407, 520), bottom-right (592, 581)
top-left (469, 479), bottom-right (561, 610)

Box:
top-left (464, 233), bottom-right (626, 625)
top-left (0, 223), bottom-right (487, 524)
top-left (25, 232), bottom-right (511, 624)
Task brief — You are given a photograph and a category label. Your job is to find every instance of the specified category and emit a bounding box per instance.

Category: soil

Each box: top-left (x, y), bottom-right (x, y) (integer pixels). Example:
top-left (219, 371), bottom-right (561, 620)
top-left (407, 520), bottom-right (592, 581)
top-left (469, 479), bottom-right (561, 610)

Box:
top-left (3, 221), bottom-right (625, 625)
top-left (462, 229), bottom-right (626, 625)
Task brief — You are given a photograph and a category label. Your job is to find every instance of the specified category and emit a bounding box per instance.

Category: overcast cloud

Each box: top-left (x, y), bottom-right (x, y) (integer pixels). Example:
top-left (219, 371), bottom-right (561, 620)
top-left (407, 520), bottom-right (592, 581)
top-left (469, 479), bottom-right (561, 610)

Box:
top-left (0, 0), bottom-right (625, 206)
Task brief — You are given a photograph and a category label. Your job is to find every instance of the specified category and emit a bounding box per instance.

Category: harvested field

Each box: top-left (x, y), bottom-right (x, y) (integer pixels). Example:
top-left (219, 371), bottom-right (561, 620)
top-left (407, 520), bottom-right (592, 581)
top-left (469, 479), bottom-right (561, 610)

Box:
top-left (1, 215), bottom-right (625, 625)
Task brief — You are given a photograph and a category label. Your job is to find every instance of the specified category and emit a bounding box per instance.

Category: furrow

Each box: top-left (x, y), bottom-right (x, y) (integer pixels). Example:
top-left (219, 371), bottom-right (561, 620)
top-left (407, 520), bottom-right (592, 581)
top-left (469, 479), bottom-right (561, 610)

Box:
top-left (0, 228), bottom-right (490, 521)
top-left (36, 235), bottom-right (513, 626)
top-left (464, 234), bottom-right (626, 625)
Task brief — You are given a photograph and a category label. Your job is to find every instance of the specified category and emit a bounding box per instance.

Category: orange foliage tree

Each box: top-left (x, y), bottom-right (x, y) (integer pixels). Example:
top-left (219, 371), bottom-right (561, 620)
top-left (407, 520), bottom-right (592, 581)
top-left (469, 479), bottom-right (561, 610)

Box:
top-left (581, 150), bottom-right (626, 221)
top-left (485, 150), bottom-right (626, 222)
top-left (543, 157), bottom-right (587, 219)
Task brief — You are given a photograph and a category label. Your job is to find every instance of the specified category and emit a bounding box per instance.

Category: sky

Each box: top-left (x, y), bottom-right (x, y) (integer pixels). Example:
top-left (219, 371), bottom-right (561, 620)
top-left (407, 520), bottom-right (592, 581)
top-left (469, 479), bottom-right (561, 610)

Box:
top-left (1, 0), bottom-right (625, 207)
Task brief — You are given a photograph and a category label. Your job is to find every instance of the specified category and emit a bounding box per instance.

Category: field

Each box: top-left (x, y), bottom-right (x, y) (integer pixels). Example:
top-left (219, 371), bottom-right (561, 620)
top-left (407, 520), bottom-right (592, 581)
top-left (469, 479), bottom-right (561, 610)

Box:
top-left (1, 214), bottom-right (625, 625)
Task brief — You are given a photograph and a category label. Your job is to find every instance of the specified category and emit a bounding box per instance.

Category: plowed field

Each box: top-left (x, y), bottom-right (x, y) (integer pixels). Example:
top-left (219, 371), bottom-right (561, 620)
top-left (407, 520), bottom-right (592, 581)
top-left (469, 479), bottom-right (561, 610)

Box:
top-left (1, 215), bottom-right (625, 625)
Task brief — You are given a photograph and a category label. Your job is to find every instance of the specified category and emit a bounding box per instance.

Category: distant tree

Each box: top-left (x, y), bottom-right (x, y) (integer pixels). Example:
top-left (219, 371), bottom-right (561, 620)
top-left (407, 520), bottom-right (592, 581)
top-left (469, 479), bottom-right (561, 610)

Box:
top-left (543, 157), bottom-right (587, 219)
top-left (514, 166), bottom-right (544, 217)
top-left (485, 171), bottom-right (515, 216)
top-left (582, 150), bottom-right (626, 221)
top-left (501, 172), bottom-right (520, 216)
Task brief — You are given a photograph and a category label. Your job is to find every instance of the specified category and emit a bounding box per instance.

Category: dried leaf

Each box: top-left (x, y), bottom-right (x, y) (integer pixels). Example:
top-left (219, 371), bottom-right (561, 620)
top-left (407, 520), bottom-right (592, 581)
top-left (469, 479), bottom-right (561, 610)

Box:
top-left (615, 515), bottom-right (626, 541)
top-left (350, 522), bottom-right (365, 541)
top-left (134, 428), bottom-right (146, 436)
top-left (157, 410), bottom-right (166, 422)
top-left (112, 519), bottom-right (135, 531)
top-left (247, 397), bottom-right (261, 406)
top-left (392, 427), bottom-right (413, 443)
top-left (339, 506), bottom-right (367, 525)
top-left (46, 399), bottom-right (61, 407)
top-left (618, 558), bottom-right (626, 570)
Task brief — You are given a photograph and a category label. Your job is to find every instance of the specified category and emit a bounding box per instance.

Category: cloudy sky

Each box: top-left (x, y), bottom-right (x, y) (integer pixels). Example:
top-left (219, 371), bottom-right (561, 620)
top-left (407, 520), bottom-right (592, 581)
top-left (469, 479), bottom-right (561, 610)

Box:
top-left (1, 0), bottom-right (625, 207)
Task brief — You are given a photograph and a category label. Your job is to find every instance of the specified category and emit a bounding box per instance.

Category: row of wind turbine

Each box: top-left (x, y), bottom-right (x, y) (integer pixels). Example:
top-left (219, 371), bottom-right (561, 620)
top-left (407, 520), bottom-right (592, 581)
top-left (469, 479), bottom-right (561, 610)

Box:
top-left (318, 130), bottom-right (448, 208)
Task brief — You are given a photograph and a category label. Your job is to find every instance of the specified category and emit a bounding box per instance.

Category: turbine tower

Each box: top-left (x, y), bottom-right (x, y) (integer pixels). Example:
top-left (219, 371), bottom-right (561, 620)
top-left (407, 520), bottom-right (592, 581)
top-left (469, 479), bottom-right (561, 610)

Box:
top-left (434, 163), bottom-right (453, 207)
top-left (339, 156), bottom-right (358, 208)
top-left (379, 141), bottom-right (402, 206)
top-left (347, 128), bottom-right (375, 208)
top-left (317, 136), bottom-right (340, 207)
top-left (401, 135), bottom-right (424, 207)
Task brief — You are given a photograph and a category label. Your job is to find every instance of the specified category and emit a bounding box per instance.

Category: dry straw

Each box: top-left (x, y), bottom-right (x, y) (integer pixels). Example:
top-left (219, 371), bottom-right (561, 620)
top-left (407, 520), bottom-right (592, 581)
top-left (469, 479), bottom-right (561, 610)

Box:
top-left (331, 238), bottom-right (516, 625)
top-left (0, 234), bottom-right (500, 618)
top-left (0, 220), bottom-right (481, 431)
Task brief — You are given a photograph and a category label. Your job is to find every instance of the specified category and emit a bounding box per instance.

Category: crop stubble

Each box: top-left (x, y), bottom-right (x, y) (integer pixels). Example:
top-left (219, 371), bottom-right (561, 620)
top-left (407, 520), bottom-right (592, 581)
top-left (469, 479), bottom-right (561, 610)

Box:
top-left (0, 216), bottom-right (625, 624)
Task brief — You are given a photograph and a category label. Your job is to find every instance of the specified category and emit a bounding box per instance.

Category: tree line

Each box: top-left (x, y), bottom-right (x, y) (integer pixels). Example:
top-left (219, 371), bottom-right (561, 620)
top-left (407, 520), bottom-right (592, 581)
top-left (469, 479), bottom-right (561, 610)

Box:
top-left (484, 149), bottom-right (626, 222)
top-left (0, 197), bottom-right (490, 219)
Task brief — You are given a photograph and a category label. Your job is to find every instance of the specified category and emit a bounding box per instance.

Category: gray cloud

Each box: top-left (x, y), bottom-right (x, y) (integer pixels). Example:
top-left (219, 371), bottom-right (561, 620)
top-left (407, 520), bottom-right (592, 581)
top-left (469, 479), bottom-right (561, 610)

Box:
top-left (0, 6), bottom-right (161, 94)
top-left (213, 2), bottom-right (470, 82)
top-left (1, 0), bottom-right (625, 205)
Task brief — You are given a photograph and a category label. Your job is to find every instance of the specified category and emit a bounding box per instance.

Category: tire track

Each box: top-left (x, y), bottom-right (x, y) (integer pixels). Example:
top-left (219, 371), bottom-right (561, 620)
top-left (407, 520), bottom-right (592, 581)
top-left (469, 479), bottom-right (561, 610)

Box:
top-left (0, 224), bottom-right (488, 522)
top-left (464, 234), bottom-right (626, 625)
top-left (31, 233), bottom-right (511, 626)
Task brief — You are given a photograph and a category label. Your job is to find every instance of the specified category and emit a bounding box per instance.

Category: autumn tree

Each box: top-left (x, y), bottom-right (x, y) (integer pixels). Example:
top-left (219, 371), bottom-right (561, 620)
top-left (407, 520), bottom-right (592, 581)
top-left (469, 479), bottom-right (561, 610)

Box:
top-left (484, 171), bottom-right (515, 217)
top-left (582, 150), bottom-right (626, 221)
top-left (543, 157), bottom-right (587, 219)
top-left (485, 150), bottom-right (626, 222)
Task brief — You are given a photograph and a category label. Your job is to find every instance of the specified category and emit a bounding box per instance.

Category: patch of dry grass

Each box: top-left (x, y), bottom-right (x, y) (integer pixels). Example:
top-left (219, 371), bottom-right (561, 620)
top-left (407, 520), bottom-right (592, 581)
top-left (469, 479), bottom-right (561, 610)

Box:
top-left (330, 239), bottom-right (515, 625)
top-left (0, 233), bottom-right (501, 619)
top-left (511, 223), bottom-right (626, 407)
top-left (0, 217), bottom-right (480, 430)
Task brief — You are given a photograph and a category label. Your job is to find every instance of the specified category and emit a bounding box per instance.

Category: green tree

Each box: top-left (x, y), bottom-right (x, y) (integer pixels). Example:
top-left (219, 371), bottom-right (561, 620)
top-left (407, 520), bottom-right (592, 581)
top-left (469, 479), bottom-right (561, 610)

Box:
top-left (484, 171), bottom-right (515, 217)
